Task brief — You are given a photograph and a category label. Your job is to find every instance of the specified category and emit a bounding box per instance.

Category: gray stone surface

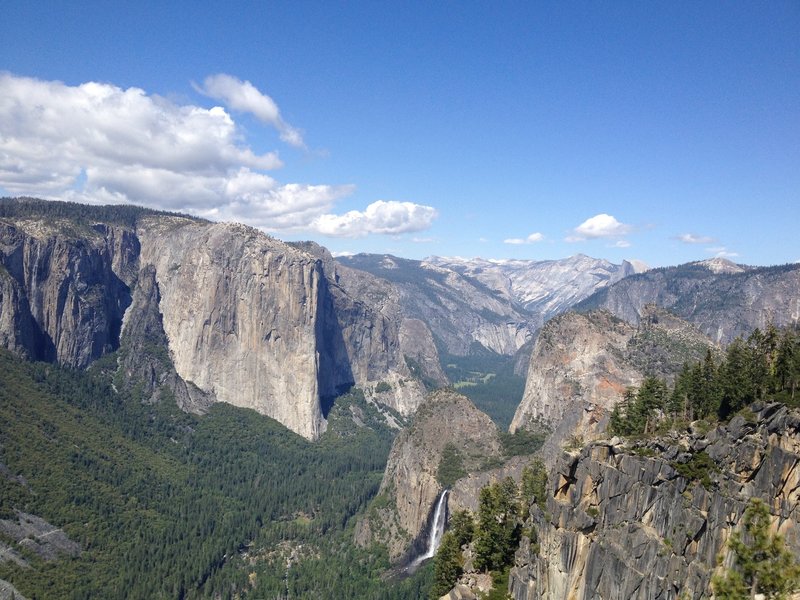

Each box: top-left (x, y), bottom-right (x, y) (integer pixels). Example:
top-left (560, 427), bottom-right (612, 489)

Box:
top-left (0, 578), bottom-right (28, 600)
top-left (0, 511), bottom-right (80, 562)
top-left (355, 389), bottom-right (504, 561)
top-left (508, 403), bottom-right (800, 600)
top-left (511, 307), bottom-right (714, 460)
top-left (0, 207), bottom-right (426, 439)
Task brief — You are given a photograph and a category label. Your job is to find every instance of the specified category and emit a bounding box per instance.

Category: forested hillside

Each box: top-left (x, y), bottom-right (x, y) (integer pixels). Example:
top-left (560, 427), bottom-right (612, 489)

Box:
top-left (0, 351), bottom-right (431, 599)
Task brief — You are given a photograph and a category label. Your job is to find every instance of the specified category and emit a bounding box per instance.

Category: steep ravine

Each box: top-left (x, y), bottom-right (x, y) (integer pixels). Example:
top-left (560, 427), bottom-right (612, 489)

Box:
top-left (355, 389), bottom-right (507, 562)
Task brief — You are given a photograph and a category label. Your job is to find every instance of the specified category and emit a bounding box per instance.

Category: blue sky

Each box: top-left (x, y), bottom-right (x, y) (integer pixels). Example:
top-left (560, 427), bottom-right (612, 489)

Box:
top-left (1, 1), bottom-right (798, 267)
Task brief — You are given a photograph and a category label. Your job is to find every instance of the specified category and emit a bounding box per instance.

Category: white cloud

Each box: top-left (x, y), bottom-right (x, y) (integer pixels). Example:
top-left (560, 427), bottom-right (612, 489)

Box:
top-left (0, 73), bottom-right (437, 237)
top-left (504, 232), bottom-right (544, 245)
top-left (676, 233), bottom-right (716, 244)
top-left (706, 246), bottom-right (739, 258)
top-left (197, 73), bottom-right (305, 148)
top-left (567, 213), bottom-right (631, 241)
top-left (610, 240), bottom-right (631, 248)
top-left (331, 250), bottom-right (356, 257)
top-left (310, 200), bottom-right (438, 238)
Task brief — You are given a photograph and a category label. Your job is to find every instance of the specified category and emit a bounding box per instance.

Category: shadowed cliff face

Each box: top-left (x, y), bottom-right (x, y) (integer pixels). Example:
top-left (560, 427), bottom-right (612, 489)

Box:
top-left (294, 241), bottom-right (434, 417)
top-left (0, 201), bottom-right (425, 439)
top-left (509, 403), bottom-right (800, 600)
top-left (0, 219), bottom-right (137, 367)
top-left (137, 219), bottom-right (329, 440)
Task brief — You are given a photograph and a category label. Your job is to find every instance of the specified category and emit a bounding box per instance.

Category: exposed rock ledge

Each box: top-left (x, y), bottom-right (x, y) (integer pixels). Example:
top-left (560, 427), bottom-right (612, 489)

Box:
top-left (509, 402), bottom-right (800, 600)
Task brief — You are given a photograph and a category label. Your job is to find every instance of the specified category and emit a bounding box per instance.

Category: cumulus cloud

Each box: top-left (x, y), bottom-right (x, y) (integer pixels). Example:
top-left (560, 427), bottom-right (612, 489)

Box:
top-left (310, 200), bottom-right (438, 238)
top-left (197, 73), bottom-right (305, 148)
top-left (504, 232), bottom-right (544, 245)
top-left (0, 73), bottom-right (436, 236)
top-left (676, 233), bottom-right (716, 244)
top-left (567, 213), bottom-right (631, 241)
top-left (568, 213), bottom-right (631, 241)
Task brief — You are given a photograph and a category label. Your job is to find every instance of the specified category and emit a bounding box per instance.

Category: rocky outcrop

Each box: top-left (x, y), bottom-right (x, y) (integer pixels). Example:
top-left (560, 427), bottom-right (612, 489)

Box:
top-left (510, 308), bottom-right (715, 459)
top-left (576, 260), bottom-right (800, 344)
top-left (356, 389), bottom-right (504, 561)
top-left (509, 402), bottom-right (800, 599)
top-left (295, 242), bottom-right (431, 415)
top-left (117, 264), bottom-right (214, 413)
top-left (0, 511), bottom-right (81, 563)
top-left (136, 218), bottom-right (330, 439)
top-left (0, 199), bottom-right (427, 439)
top-left (0, 579), bottom-right (28, 600)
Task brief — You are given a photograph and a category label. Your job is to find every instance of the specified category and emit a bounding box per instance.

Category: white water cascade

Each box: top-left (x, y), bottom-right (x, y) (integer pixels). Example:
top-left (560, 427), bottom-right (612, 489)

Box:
top-left (412, 489), bottom-right (449, 566)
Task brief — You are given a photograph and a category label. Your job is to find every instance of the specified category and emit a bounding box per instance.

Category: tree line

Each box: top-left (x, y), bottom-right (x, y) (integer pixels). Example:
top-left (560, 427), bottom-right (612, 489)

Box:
top-left (610, 324), bottom-right (800, 436)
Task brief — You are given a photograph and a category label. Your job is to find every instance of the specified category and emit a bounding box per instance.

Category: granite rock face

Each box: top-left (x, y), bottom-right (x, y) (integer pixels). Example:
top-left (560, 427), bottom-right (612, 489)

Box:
top-left (509, 403), bottom-right (800, 600)
top-left (428, 254), bottom-right (643, 320)
top-left (0, 199), bottom-right (425, 439)
top-left (510, 308), bottom-right (715, 459)
top-left (295, 241), bottom-right (433, 415)
top-left (337, 254), bottom-right (537, 357)
top-left (355, 389), bottom-right (504, 561)
top-left (576, 260), bottom-right (800, 344)
top-left (0, 218), bottom-right (137, 367)
top-left (136, 219), bottom-right (329, 439)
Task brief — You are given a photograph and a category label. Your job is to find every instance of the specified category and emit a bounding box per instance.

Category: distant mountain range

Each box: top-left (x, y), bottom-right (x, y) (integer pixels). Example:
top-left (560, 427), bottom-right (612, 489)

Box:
top-left (575, 258), bottom-right (800, 343)
top-left (337, 253), bottom-right (645, 356)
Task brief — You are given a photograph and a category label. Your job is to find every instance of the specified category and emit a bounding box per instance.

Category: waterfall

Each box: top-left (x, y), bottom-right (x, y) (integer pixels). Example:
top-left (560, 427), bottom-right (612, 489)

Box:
top-left (411, 489), bottom-right (449, 566)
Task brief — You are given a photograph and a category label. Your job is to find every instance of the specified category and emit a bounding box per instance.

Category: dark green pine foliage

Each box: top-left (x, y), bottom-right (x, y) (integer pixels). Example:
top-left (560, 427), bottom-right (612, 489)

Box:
top-left (430, 531), bottom-right (463, 599)
top-left (520, 459), bottom-right (547, 519)
top-left (474, 477), bottom-right (521, 573)
top-left (611, 324), bottom-right (800, 436)
top-left (0, 350), bottom-right (432, 599)
top-left (609, 377), bottom-right (668, 436)
top-left (437, 443), bottom-right (467, 488)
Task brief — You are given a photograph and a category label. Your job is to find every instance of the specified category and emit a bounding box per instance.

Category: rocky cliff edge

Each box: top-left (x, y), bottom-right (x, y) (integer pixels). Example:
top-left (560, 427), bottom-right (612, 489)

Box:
top-left (509, 402), bottom-right (800, 599)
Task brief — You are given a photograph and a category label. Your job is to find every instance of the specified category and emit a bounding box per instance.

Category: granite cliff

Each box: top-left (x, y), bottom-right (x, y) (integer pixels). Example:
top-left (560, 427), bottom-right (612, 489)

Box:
top-left (509, 402), bottom-right (800, 599)
top-left (510, 307), bottom-right (715, 458)
top-left (355, 389), bottom-right (508, 561)
top-left (337, 254), bottom-right (536, 357)
top-left (427, 254), bottom-right (643, 320)
top-left (337, 253), bottom-right (645, 360)
top-left (0, 198), bottom-right (425, 439)
top-left (576, 259), bottom-right (800, 344)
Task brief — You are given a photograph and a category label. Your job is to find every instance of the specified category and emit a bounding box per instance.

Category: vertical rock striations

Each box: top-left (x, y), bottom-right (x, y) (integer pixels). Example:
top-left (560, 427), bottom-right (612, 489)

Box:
top-left (575, 260), bottom-right (800, 344)
top-left (293, 241), bottom-right (431, 416)
top-left (0, 218), bottom-right (137, 367)
top-left (136, 218), bottom-right (328, 440)
top-left (0, 199), bottom-right (428, 439)
top-left (509, 403), bottom-right (800, 600)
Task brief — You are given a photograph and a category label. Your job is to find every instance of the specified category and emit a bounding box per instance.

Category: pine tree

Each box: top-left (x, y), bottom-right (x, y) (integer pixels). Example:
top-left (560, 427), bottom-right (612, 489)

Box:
top-left (474, 478), bottom-right (521, 572)
top-left (713, 498), bottom-right (800, 599)
top-left (430, 531), bottom-right (463, 599)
